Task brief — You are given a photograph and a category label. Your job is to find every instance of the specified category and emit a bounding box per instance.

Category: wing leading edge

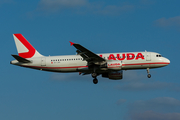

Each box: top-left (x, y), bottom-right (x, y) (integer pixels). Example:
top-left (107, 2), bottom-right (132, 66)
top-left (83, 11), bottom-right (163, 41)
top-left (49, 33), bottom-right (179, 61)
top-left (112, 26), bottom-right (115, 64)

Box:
top-left (70, 41), bottom-right (105, 63)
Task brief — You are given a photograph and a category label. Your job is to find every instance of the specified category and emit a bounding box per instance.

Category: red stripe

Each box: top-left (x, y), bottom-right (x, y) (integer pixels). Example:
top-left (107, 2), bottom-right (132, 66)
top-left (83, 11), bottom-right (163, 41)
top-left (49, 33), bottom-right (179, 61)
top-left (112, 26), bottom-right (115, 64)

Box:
top-left (122, 62), bottom-right (170, 66)
top-left (14, 34), bottom-right (36, 58)
top-left (21, 62), bottom-right (169, 70)
top-left (22, 65), bottom-right (88, 69)
top-left (108, 66), bottom-right (121, 68)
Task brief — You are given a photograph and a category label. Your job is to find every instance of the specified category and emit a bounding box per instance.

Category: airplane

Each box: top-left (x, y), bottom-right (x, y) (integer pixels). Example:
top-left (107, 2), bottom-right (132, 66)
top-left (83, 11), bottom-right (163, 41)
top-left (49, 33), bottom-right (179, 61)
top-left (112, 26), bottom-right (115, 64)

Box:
top-left (10, 34), bottom-right (170, 84)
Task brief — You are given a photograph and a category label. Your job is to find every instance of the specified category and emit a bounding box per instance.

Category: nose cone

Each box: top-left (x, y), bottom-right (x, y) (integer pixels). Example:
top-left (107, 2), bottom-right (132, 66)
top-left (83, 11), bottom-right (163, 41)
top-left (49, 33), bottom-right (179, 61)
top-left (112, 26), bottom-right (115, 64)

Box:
top-left (164, 58), bottom-right (170, 64)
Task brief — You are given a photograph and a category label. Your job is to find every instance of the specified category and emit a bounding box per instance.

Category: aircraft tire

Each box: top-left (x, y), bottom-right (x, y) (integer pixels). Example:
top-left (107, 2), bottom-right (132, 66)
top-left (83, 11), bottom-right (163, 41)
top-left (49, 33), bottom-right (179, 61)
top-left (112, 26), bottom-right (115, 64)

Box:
top-left (147, 74), bottom-right (151, 78)
top-left (93, 78), bottom-right (98, 84)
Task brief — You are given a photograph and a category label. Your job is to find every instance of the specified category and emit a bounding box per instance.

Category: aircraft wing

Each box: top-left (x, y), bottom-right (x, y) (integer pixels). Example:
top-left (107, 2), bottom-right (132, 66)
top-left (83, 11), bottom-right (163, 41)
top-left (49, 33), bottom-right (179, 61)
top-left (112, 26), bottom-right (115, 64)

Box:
top-left (70, 41), bottom-right (105, 63)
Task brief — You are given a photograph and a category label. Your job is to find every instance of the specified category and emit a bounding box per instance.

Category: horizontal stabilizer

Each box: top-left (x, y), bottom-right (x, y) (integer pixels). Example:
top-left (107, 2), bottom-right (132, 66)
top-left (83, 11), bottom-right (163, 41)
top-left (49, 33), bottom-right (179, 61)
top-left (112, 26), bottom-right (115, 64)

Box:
top-left (11, 54), bottom-right (31, 63)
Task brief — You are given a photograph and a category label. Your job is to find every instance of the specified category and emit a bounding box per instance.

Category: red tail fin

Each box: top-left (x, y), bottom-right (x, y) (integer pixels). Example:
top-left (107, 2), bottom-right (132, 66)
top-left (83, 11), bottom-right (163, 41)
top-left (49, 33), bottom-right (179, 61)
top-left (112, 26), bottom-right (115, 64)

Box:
top-left (13, 34), bottom-right (43, 58)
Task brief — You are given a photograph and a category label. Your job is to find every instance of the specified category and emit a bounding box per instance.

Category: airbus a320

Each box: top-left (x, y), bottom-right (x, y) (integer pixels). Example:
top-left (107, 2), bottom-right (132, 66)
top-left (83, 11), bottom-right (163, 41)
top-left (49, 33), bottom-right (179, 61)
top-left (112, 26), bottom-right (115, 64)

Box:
top-left (11, 34), bottom-right (170, 84)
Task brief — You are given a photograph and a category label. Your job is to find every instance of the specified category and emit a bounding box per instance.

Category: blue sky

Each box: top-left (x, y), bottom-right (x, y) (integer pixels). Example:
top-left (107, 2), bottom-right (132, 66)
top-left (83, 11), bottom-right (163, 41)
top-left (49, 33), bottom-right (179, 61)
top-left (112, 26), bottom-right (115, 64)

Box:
top-left (1, 0), bottom-right (180, 120)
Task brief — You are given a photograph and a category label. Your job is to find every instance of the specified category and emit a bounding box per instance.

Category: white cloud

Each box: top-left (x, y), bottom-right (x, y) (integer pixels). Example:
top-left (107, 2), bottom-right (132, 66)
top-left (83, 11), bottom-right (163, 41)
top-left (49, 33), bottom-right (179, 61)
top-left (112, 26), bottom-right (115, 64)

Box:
top-left (131, 111), bottom-right (180, 120)
top-left (115, 81), bottom-right (174, 91)
top-left (94, 4), bottom-right (134, 15)
top-left (39, 0), bottom-right (88, 12)
top-left (50, 73), bottom-right (91, 82)
top-left (130, 97), bottom-right (180, 112)
top-left (128, 97), bottom-right (180, 120)
top-left (155, 16), bottom-right (180, 28)
top-left (116, 99), bottom-right (126, 105)
top-left (37, 0), bottom-right (134, 15)
top-left (114, 70), bottom-right (180, 91)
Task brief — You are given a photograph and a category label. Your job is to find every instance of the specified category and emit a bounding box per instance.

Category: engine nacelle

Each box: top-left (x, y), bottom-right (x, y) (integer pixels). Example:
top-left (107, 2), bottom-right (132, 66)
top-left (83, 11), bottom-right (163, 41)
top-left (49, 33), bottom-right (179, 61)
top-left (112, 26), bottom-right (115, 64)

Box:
top-left (102, 71), bottom-right (123, 80)
top-left (107, 60), bottom-right (122, 70)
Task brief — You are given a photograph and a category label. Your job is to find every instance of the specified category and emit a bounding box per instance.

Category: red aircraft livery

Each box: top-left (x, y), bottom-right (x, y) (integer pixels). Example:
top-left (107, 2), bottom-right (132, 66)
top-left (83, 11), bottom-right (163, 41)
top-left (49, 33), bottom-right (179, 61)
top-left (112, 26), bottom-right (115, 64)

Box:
top-left (11, 34), bottom-right (170, 84)
top-left (99, 53), bottom-right (144, 61)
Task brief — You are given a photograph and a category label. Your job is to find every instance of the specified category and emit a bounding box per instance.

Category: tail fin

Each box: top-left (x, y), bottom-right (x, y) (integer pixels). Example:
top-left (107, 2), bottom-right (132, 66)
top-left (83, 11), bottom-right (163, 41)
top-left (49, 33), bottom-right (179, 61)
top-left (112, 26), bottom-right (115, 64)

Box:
top-left (13, 34), bottom-right (43, 58)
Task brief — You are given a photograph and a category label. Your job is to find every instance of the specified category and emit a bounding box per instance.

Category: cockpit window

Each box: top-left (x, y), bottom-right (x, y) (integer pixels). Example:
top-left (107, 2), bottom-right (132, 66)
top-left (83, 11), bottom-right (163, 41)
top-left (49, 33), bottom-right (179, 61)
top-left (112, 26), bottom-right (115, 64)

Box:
top-left (156, 54), bottom-right (162, 57)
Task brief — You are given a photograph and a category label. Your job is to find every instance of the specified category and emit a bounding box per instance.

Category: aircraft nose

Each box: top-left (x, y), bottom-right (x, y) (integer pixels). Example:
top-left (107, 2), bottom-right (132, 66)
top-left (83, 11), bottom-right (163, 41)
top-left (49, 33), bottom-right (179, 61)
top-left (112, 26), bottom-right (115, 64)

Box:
top-left (164, 58), bottom-right (170, 64)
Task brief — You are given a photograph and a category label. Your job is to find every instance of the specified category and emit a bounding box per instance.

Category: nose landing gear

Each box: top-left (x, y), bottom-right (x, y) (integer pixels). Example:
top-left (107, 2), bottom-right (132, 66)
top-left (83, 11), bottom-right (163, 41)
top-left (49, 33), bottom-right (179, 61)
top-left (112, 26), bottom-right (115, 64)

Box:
top-left (147, 74), bottom-right (151, 78)
top-left (147, 68), bottom-right (151, 78)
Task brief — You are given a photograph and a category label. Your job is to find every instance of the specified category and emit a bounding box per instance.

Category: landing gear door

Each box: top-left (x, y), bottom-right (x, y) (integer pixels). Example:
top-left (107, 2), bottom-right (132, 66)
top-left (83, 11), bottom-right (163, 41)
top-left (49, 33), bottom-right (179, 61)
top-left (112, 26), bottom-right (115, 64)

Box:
top-left (41, 58), bottom-right (46, 66)
top-left (146, 52), bottom-right (151, 61)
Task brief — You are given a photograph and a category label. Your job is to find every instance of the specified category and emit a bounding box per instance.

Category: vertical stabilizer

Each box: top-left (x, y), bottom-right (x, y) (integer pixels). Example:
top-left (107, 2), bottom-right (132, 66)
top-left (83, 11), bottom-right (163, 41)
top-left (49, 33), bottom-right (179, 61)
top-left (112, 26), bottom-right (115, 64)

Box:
top-left (13, 34), bottom-right (43, 58)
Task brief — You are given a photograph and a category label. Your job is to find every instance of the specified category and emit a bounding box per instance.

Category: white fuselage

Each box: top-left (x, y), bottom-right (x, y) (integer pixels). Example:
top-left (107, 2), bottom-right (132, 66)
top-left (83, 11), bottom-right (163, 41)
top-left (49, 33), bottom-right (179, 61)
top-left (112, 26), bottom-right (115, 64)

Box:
top-left (11, 51), bottom-right (170, 73)
top-left (11, 33), bottom-right (170, 83)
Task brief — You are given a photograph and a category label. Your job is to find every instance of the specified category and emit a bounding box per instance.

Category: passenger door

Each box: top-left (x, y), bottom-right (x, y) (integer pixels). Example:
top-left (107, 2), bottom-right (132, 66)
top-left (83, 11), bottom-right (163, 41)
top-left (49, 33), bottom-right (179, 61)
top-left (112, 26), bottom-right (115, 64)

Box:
top-left (146, 52), bottom-right (151, 61)
top-left (41, 58), bottom-right (46, 66)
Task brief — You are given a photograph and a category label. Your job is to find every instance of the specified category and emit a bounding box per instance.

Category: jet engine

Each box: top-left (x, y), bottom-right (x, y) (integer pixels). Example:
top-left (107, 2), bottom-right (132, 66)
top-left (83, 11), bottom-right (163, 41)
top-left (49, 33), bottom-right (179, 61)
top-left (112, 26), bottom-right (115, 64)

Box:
top-left (102, 70), bottom-right (123, 80)
top-left (106, 60), bottom-right (122, 70)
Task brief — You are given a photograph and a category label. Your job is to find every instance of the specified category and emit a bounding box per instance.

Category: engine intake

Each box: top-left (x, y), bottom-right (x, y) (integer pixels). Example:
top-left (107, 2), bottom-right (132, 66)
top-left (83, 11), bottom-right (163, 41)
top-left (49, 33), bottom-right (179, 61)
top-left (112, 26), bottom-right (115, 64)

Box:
top-left (102, 70), bottom-right (123, 80)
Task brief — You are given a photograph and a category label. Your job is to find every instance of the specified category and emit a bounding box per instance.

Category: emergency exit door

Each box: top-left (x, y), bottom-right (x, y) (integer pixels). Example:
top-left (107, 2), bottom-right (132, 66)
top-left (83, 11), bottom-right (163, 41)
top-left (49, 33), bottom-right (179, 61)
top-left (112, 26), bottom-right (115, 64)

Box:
top-left (41, 58), bottom-right (46, 66)
top-left (146, 52), bottom-right (151, 61)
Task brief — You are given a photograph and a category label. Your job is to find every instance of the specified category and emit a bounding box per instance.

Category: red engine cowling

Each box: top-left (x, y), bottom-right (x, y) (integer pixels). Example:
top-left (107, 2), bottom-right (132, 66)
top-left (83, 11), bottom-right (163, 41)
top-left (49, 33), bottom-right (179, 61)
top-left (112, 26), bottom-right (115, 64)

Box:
top-left (102, 71), bottom-right (123, 80)
top-left (107, 60), bottom-right (122, 70)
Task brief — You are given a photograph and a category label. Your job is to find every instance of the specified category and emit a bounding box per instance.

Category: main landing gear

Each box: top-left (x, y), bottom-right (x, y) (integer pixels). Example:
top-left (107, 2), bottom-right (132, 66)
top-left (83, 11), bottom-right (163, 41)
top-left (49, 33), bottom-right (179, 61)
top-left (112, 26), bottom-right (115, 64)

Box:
top-left (92, 73), bottom-right (98, 84)
top-left (147, 68), bottom-right (151, 78)
top-left (93, 78), bottom-right (98, 84)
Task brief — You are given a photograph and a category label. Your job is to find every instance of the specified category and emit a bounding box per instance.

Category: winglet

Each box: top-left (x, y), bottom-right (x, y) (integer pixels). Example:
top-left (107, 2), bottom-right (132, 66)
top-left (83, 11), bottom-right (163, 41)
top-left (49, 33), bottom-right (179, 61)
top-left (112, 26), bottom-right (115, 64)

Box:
top-left (69, 41), bottom-right (75, 46)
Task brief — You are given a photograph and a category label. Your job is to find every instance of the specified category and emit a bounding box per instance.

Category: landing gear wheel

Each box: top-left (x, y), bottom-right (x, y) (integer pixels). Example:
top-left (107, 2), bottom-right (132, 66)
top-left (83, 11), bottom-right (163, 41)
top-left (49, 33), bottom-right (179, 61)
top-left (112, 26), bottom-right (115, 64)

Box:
top-left (147, 68), bottom-right (151, 78)
top-left (92, 73), bottom-right (97, 78)
top-left (147, 74), bottom-right (151, 78)
top-left (93, 78), bottom-right (98, 84)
